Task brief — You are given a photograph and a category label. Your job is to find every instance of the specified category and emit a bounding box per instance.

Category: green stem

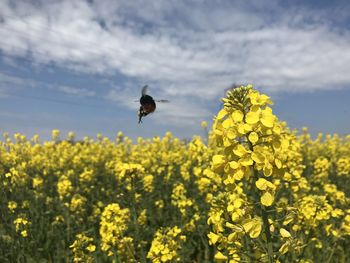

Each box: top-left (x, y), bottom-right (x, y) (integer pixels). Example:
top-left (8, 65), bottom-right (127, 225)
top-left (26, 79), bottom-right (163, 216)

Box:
top-left (247, 139), bottom-right (274, 263)
top-left (298, 206), bottom-right (320, 262)
top-left (66, 208), bottom-right (70, 263)
top-left (326, 241), bottom-right (337, 263)
top-left (261, 207), bottom-right (274, 263)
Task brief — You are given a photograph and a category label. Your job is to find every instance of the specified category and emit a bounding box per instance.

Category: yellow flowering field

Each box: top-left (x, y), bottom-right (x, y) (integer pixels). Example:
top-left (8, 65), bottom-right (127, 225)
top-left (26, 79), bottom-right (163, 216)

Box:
top-left (1, 85), bottom-right (350, 262)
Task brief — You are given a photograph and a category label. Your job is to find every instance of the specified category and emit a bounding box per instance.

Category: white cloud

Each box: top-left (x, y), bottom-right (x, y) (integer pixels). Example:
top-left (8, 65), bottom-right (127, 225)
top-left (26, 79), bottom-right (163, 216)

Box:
top-left (58, 86), bottom-right (96, 97)
top-left (0, 72), bottom-right (97, 99)
top-left (0, 72), bottom-right (39, 90)
top-left (1, 0), bottom-right (350, 128)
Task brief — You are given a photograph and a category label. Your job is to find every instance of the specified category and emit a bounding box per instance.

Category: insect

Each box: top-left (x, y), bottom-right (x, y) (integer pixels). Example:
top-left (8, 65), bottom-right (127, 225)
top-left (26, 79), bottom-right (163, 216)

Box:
top-left (138, 85), bottom-right (169, 123)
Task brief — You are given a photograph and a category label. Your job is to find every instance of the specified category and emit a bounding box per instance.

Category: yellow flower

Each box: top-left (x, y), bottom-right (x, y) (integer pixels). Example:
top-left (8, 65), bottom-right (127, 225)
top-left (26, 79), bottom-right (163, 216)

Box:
top-left (280, 228), bottom-right (291, 238)
top-left (208, 232), bottom-right (220, 245)
top-left (242, 217), bottom-right (263, 239)
top-left (214, 251), bottom-right (228, 261)
top-left (8, 201), bottom-right (17, 212)
top-left (212, 155), bottom-right (226, 171)
top-left (137, 209), bottom-right (147, 225)
top-left (248, 132), bottom-right (259, 144)
top-left (86, 244), bottom-right (96, 252)
top-left (52, 129), bottom-right (60, 140)
top-left (232, 110), bottom-right (244, 122)
top-left (260, 107), bottom-right (275, 128)
top-left (246, 107), bottom-right (260, 124)
top-left (261, 191), bottom-right (274, 206)
top-left (216, 109), bottom-right (228, 120)
top-left (20, 230), bottom-right (28, 237)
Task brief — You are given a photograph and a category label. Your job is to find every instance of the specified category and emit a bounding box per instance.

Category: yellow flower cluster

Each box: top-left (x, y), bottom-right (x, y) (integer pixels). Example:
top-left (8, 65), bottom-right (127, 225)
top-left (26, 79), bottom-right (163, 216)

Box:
top-left (337, 157), bottom-right (350, 176)
top-left (171, 183), bottom-right (194, 216)
top-left (69, 233), bottom-right (96, 263)
top-left (99, 203), bottom-right (133, 259)
top-left (57, 175), bottom-right (73, 200)
top-left (13, 216), bottom-right (30, 237)
top-left (206, 85), bottom-right (350, 262)
top-left (147, 226), bottom-right (186, 262)
top-left (313, 157), bottom-right (330, 182)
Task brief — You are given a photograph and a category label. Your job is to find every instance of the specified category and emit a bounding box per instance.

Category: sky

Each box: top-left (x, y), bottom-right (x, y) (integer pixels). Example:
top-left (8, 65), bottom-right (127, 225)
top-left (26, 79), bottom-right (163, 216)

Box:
top-left (0, 0), bottom-right (350, 141)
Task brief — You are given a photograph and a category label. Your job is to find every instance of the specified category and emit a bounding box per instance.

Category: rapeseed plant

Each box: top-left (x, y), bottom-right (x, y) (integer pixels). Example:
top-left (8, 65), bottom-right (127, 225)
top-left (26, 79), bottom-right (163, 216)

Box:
top-left (0, 85), bottom-right (350, 262)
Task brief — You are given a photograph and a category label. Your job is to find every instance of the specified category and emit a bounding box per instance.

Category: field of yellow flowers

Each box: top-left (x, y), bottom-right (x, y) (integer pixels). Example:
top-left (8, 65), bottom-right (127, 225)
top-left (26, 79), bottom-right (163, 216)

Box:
top-left (1, 85), bottom-right (350, 263)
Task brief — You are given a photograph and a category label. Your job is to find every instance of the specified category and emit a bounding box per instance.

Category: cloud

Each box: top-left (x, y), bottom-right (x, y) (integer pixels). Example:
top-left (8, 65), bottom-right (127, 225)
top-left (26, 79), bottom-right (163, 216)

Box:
top-left (0, 72), bottom-right (97, 100)
top-left (152, 99), bottom-right (212, 126)
top-left (58, 86), bottom-right (96, 97)
top-left (0, 72), bottom-right (39, 90)
top-left (1, 0), bottom-right (350, 128)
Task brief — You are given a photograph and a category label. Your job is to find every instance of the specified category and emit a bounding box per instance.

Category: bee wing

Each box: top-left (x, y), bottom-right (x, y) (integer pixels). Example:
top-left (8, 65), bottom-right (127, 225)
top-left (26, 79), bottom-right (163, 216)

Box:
top-left (155, 99), bottom-right (170, 103)
top-left (141, 85), bottom-right (148, 96)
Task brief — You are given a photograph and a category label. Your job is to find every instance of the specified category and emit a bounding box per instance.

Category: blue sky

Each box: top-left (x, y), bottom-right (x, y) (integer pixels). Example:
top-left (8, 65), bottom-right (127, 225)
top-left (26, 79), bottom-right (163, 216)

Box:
top-left (0, 0), bottom-right (350, 141)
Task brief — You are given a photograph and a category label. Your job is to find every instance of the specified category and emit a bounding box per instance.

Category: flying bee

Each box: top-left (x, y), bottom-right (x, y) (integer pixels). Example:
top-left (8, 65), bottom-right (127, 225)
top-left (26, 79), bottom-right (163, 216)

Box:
top-left (138, 85), bottom-right (169, 123)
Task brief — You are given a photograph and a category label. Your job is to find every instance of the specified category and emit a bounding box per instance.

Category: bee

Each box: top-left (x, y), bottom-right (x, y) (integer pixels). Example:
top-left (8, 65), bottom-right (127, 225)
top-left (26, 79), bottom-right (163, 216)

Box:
top-left (138, 85), bottom-right (169, 123)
